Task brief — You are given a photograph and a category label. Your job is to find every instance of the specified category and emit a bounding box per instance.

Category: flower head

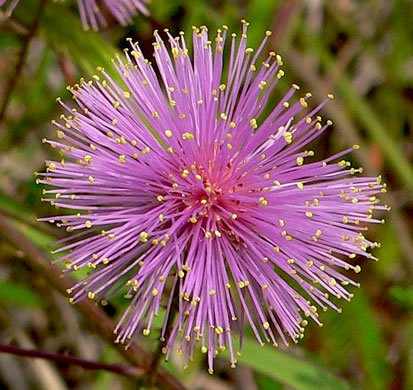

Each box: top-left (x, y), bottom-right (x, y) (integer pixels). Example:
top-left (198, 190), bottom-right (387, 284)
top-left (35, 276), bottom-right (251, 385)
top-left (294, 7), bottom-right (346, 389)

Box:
top-left (77, 0), bottom-right (149, 30)
top-left (0, 0), bottom-right (20, 15)
top-left (38, 22), bottom-right (387, 372)
top-left (0, 0), bottom-right (149, 29)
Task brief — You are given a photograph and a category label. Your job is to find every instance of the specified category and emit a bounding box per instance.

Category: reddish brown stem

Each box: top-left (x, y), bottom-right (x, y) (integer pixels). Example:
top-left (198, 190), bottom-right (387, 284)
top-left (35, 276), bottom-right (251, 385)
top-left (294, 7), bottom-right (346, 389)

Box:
top-left (0, 0), bottom-right (48, 126)
top-left (0, 344), bottom-right (144, 378)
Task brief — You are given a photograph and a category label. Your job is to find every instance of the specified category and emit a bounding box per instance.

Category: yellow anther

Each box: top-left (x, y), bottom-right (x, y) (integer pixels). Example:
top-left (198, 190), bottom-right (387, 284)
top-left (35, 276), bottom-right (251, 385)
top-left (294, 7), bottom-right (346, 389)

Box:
top-left (215, 326), bottom-right (224, 335)
top-left (283, 131), bottom-right (293, 144)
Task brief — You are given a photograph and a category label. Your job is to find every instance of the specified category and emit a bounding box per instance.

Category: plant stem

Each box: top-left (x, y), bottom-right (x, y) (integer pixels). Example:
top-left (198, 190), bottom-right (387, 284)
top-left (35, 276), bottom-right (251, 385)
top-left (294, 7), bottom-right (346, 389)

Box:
top-left (0, 344), bottom-right (144, 378)
top-left (0, 0), bottom-right (48, 126)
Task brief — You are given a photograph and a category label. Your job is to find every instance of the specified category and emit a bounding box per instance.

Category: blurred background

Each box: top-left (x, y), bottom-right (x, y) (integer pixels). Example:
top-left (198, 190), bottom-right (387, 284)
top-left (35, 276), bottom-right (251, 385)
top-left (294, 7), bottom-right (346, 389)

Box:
top-left (0, 0), bottom-right (412, 389)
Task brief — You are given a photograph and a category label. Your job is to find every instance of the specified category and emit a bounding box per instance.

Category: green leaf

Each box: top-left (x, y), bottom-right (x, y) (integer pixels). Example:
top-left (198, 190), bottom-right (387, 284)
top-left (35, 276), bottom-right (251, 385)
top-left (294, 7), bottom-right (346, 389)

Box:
top-left (0, 280), bottom-right (43, 308)
top-left (38, 2), bottom-right (120, 83)
top-left (0, 191), bottom-right (54, 249)
top-left (255, 372), bottom-right (283, 390)
top-left (247, 0), bottom-right (281, 48)
top-left (374, 223), bottom-right (402, 276)
top-left (343, 291), bottom-right (392, 390)
top-left (389, 287), bottom-right (413, 311)
top-left (227, 338), bottom-right (351, 390)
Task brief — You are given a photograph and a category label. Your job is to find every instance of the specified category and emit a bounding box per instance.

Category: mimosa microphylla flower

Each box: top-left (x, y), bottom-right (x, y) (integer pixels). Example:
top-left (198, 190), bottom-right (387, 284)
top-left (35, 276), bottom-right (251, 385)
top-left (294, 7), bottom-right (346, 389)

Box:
top-left (0, 0), bottom-right (19, 15)
top-left (38, 22), bottom-right (387, 372)
top-left (0, 0), bottom-right (149, 29)
top-left (77, 0), bottom-right (149, 30)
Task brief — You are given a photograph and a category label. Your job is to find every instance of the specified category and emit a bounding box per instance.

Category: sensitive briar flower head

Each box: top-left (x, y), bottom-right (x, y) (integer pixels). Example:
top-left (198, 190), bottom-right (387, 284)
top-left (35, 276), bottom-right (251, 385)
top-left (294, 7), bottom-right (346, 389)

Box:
top-left (0, 0), bottom-right (19, 15)
top-left (77, 0), bottom-right (149, 30)
top-left (0, 0), bottom-right (149, 29)
top-left (38, 22), bottom-right (387, 372)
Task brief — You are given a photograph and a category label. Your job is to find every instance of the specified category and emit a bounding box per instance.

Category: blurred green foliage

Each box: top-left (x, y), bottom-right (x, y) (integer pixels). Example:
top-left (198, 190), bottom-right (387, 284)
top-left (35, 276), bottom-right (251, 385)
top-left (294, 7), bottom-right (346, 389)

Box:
top-left (0, 0), bottom-right (412, 389)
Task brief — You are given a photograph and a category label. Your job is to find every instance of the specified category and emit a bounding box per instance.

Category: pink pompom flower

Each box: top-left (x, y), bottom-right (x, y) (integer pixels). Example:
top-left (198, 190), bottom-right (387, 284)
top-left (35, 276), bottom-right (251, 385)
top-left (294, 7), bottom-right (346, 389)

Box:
top-left (0, 0), bottom-right (149, 29)
top-left (38, 22), bottom-right (387, 372)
